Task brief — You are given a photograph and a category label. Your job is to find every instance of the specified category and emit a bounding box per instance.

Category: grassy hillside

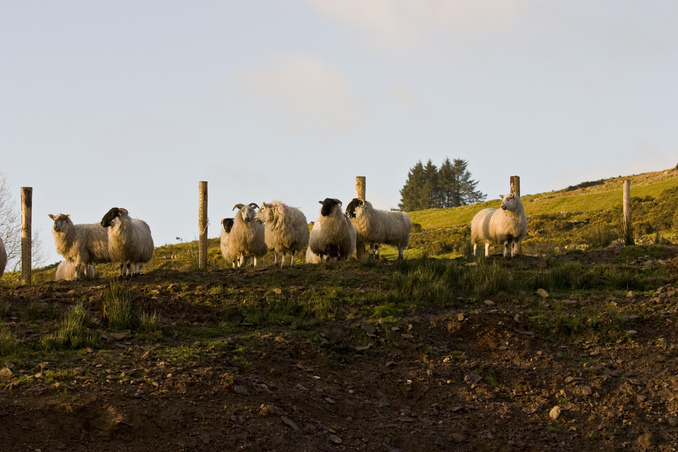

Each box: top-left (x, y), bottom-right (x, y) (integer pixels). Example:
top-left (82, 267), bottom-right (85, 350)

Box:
top-left (403, 168), bottom-right (678, 258)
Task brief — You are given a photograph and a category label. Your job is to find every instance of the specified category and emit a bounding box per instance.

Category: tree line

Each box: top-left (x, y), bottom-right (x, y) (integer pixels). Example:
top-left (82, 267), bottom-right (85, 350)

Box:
top-left (399, 158), bottom-right (485, 211)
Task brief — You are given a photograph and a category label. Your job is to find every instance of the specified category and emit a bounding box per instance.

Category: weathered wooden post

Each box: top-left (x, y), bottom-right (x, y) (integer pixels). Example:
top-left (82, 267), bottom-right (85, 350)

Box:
top-left (355, 176), bottom-right (367, 260)
top-left (198, 181), bottom-right (208, 270)
top-left (623, 180), bottom-right (634, 246)
top-left (510, 175), bottom-right (521, 198)
top-left (510, 176), bottom-right (522, 253)
top-left (21, 187), bottom-right (32, 285)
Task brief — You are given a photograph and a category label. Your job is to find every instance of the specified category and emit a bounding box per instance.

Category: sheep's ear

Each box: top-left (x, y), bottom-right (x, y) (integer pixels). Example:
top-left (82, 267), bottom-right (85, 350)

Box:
top-left (67, 214), bottom-right (71, 219)
top-left (233, 203), bottom-right (244, 211)
top-left (498, 194), bottom-right (505, 200)
top-left (119, 208), bottom-right (128, 215)
top-left (262, 202), bottom-right (267, 208)
top-left (48, 214), bottom-right (55, 220)
top-left (333, 198), bottom-right (342, 206)
top-left (318, 200), bottom-right (323, 205)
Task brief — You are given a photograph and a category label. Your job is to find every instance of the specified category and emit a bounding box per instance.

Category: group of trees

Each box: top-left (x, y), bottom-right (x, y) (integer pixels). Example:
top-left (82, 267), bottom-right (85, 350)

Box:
top-left (399, 158), bottom-right (486, 211)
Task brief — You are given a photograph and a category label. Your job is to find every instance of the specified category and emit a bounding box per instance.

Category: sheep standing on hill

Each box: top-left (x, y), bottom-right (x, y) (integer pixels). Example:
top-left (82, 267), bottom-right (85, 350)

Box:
top-left (100, 207), bottom-right (154, 277)
top-left (219, 218), bottom-right (237, 265)
top-left (224, 203), bottom-right (267, 267)
top-left (345, 198), bottom-right (412, 259)
top-left (48, 213), bottom-right (110, 279)
top-left (308, 198), bottom-right (353, 261)
top-left (0, 237), bottom-right (6, 279)
top-left (55, 260), bottom-right (94, 281)
top-left (306, 214), bottom-right (356, 263)
top-left (471, 193), bottom-right (527, 258)
top-left (255, 200), bottom-right (309, 267)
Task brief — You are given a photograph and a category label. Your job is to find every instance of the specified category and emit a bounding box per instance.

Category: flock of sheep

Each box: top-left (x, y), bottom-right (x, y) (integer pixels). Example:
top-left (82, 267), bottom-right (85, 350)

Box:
top-left (0, 191), bottom-right (528, 282)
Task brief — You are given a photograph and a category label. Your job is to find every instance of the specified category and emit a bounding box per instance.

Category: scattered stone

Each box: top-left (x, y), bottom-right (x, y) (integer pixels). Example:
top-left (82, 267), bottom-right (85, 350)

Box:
top-left (627, 291), bottom-right (634, 298)
top-left (234, 385), bottom-right (248, 395)
top-left (361, 322), bottom-right (377, 336)
top-left (483, 300), bottom-right (495, 306)
top-left (457, 313), bottom-right (465, 322)
top-left (562, 299), bottom-right (578, 305)
top-left (514, 314), bottom-right (520, 323)
top-left (580, 386), bottom-right (592, 396)
top-left (199, 433), bottom-right (210, 445)
top-left (329, 434), bottom-right (342, 445)
top-left (109, 332), bottom-right (128, 341)
top-left (355, 343), bottom-right (373, 352)
top-left (464, 373), bottom-right (482, 386)
top-left (536, 289), bottom-right (549, 298)
top-left (627, 330), bottom-right (638, 336)
top-left (636, 432), bottom-right (653, 450)
top-left (0, 368), bottom-right (13, 381)
top-left (281, 416), bottom-right (299, 431)
top-left (549, 406), bottom-right (562, 420)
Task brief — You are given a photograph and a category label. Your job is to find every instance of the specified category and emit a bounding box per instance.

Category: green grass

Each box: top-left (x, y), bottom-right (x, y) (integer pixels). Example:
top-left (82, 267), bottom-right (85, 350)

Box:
top-left (102, 280), bottom-right (137, 331)
top-left (42, 302), bottom-right (98, 350)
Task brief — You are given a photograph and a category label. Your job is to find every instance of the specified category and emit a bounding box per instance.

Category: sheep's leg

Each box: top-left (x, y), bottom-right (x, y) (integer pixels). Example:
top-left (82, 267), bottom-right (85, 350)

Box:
top-left (273, 253), bottom-right (278, 266)
top-left (252, 256), bottom-right (257, 267)
top-left (290, 252), bottom-right (295, 266)
top-left (473, 243), bottom-right (477, 256)
top-left (279, 253), bottom-right (285, 268)
top-left (398, 246), bottom-right (404, 259)
top-left (485, 243), bottom-right (490, 257)
top-left (118, 263), bottom-right (125, 277)
top-left (503, 242), bottom-right (510, 258)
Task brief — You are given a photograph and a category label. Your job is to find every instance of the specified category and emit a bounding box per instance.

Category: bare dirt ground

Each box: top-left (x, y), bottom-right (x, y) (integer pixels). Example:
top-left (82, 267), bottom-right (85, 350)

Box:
top-left (2, 250), bottom-right (678, 451)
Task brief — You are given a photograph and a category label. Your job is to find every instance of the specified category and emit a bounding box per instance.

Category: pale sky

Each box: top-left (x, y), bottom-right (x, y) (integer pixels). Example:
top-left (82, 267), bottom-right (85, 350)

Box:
top-left (2, 1), bottom-right (676, 265)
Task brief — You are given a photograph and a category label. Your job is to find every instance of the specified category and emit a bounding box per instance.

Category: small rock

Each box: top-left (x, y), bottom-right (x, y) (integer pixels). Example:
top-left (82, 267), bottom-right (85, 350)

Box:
top-left (580, 386), bottom-right (593, 396)
top-left (281, 416), bottom-right (299, 431)
top-left (329, 434), bottom-right (342, 445)
top-left (627, 291), bottom-right (634, 298)
top-left (483, 300), bottom-right (495, 306)
top-left (549, 406), bottom-right (562, 420)
top-left (109, 332), bottom-right (128, 341)
top-left (457, 313), bottom-right (465, 322)
top-left (0, 368), bottom-right (13, 381)
top-left (234, 385), bottom-right (248, 395)
top-left (536, 289), bottom-right (549, 298)
top-left (199, 433), bottom-right (210, 445)
top-left (361, 322), bottom-right (377, 335)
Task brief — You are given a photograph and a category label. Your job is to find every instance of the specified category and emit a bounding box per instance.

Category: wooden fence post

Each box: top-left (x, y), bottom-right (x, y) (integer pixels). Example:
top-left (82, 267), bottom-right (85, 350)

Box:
top-left (510, 175), bottom-right (521, 198)
top-left (21, 187), bottom-right (32, 285)
top-left (623, 180), bottom-right (634, 246)
top-left (510, 176), bottom-right (522, 254)
top-left (355, 176), bottom-right (367, 259)
top-left (198, 181), bottom-right (208, 270)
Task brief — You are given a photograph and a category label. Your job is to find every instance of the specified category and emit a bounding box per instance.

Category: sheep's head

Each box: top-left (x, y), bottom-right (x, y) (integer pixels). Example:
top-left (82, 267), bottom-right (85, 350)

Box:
top-left (48, 213), bottom-right (72, 233)
top-left (232, 203), bottom-right (259, 223)
top-left (101, 207), bottom-right (128, 227)
top-left (500, 193), bottom-right (521, 212)
top-left (255, 202), bottom-right (273, 224)
top-left (222, 218), bottom-right (235, 233)
top-left (319, 198), bottom-right (342, 217)
top-left (345, 198), bottom-right (364, 219)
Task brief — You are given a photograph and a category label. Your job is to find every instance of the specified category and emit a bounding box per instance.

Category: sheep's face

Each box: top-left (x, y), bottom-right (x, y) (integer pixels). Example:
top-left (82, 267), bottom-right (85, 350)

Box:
top-left (222, 218), bottom-right (235, 233)
top-left (345, 198), bottom-right (363, 219)
top-left (49, 214), bottom-right (72, 233)
top-left (255, 203), bottom-right (274, 224)
top-left (500, 194), bottom-right (519, 211)
top-left (101, 207), bottom-right (127, 227)
top-left (233, 203), bottom-right (259, 223)
top-left (320, 198), bottom-right (342, 217)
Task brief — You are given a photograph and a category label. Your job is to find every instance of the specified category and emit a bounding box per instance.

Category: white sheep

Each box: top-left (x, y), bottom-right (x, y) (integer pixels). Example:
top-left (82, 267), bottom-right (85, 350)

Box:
top-left (219, 218), bottom-right (237, 266)
top-left (471, 193), bottom-right (527, 258)
top-left (55, 260), bottom-right (94, 281)
top-left (225, 203), bottom-right (267, 267)
top-left (100, 207), bottom-right (154, 277)
top-left (308, 198), bottom-right (353, 261)
top-left (306, 214), bottom-right (356, 264)
top-left (345, 198), bottom-right (412, 259)
top-left (48, 213), bottom-right (110, 279)
top-left (255, 200), bottom-right (309, 267)
top-left (0, 236), bottom-right (6, 279)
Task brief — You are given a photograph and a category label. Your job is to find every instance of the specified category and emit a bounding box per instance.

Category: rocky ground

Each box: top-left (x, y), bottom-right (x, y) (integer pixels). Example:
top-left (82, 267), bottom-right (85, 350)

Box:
top-left (1, 251), bottom-right (678, 451)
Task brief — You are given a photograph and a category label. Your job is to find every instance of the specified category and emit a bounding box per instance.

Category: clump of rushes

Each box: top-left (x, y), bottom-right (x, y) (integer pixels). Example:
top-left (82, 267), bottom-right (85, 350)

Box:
top-left (42, 302), bottom-right (97, 350)
top-left (102, 280), bottom-right (137, 331)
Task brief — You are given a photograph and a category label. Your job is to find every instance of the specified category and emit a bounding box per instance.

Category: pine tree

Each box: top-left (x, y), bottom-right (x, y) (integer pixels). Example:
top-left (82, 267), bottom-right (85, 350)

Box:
top-left (399, 158), bottom-right (486, 211)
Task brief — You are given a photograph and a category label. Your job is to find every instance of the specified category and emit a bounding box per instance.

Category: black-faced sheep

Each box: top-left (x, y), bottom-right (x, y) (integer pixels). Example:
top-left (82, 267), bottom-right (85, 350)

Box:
top-left (225, 203), bottom-right (267, 267)
top-left (0, 236), bottom-right (6, 279)
top-left (48, 213), bottom-right (110, 279)
top-left (219, 218), bottom-right (237, 267)
top-left (345, 198), bottom-right (412, 259)
top-left (255, 200), bottom-right (309, 267)
top-left (308, 198), bottom-right (353, 261)
top-left (306, 214), bottom-right (356, 264)
top-left (100, 207), bottom-right (154, 277)
top-left (471, 193), bottom-right (527, 258)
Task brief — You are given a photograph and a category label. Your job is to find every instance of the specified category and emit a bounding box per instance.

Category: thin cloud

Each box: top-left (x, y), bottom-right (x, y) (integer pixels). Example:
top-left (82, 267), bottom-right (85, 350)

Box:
top-left (232, 54), bottom-right (369, 137)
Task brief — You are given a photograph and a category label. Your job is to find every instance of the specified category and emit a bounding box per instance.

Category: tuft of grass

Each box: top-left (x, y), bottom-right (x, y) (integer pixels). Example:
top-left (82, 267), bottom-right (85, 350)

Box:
top-left (0, 331), bottom-right (17, 356)
top-left (42, 302), bottom-right (97, 350)
top-left (102, 281), bottom-right (137, 331)
top-left (139, 310), bottom-right (160, 333)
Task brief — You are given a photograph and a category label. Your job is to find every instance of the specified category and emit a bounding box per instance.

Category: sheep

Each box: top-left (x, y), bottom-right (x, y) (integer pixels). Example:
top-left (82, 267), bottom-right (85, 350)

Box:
top-left (0, 236), bottom-right (6, 279)
top-left (100, 207), bottom-right (154, 277)
top-left (55, 260), bottom-right (94, 281)
top-left (306, 214), bottom-right (356, 264)
top-left (308, 198), bottom-right (353, 261)
top-left (470, 192), bottom-right (527, 258)
top-left (224, 203), bottom-right (267, 267)
top-left (219, 218), bottom-right (237, 266)
top-left (345, 198), bottom-right (412, 259)
top-left (48, 213), bottom-right (110, 279)
top-left (254, 200), bottom-right (309, 267)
